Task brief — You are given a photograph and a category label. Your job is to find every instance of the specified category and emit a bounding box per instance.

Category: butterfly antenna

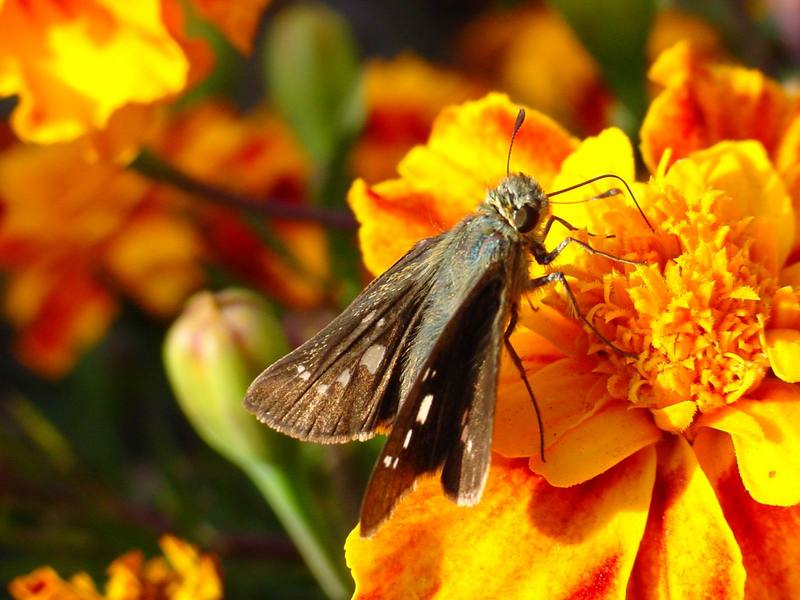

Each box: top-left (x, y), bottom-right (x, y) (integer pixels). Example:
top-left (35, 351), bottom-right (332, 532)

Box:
top-left (507, 108), bottom-right (526, 177)
top-left (547, 173), bottom-right (655, 232)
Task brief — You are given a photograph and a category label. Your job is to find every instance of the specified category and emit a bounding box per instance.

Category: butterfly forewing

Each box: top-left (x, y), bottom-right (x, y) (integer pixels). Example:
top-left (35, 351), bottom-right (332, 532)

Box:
top-left (245, 236), bottom-right (443, 442)
top-left (359, 220), bottom-right (519, 535)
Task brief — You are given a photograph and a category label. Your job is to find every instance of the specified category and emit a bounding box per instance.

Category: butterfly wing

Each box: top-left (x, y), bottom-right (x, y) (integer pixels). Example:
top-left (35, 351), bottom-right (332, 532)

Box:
top-left (244, 235), bottom-right (443, 443)
top-left (359, 223), bottom-right (519, 535)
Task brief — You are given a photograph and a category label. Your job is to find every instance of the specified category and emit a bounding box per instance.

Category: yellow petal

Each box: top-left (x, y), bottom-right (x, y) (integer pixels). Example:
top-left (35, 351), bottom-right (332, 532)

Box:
top-left (529, 403), bottom-right (662, 487)
top-left (683, 140), bottom-right (795, 271)
top-left (695, 428), bottom-right (800, 599)
top-left (549, 128), bottom-right (637, 235)
top-left (346, 451), bottom-right (655, 599)
top-left (494, 357), bottom-right (606, 457)
top-left (628, 437), bottom-right (745, 600)
top-left (718, 380), bottom-right (800, 506)
top-left (0, 0), bottom-right (189, 144)
top-left (765, 328), bottom-right (800, 382)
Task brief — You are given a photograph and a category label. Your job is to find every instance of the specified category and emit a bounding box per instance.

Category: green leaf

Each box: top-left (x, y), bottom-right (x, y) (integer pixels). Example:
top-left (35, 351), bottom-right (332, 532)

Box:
top-left (551, 0), bottom-right (656, 124)
top-left (263, 3), bottom-right (364, 167)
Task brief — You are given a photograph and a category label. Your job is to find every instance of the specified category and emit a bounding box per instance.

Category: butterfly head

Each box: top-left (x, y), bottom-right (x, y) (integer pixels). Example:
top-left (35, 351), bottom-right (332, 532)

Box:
top-left (485, 172), bottom-right (550, 239)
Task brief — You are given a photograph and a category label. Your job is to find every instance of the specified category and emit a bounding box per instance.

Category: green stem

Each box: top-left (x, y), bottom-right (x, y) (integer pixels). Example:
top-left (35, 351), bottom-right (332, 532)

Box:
top-left (242, 460), bottom-right (352, 600)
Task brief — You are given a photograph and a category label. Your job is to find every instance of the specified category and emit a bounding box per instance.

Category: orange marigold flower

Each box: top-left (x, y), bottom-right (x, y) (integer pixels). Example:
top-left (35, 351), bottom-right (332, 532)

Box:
top-left (457, 7), bottom-right (723, 136)
top-left (0, 140), bottom-right (204, 376)
top-left (457, 5), bottom-right (611, 135)
top-left (150, 102), bottom-right (329, 309)
top-left (0, 1), bottom-right (268, 152)
top-left (345, 93), bottom-right (800, 598)
top-left (9, 535), bottom-right (222, 600)
top-left (352, 55), bottom-right (486, 183)
top-left (641, 41), bottom-right (800, 260)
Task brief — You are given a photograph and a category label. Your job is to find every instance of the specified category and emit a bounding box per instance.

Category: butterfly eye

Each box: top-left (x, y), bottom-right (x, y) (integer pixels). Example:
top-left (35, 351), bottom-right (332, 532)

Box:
top-left (513, 204), bottom-right (538, 233)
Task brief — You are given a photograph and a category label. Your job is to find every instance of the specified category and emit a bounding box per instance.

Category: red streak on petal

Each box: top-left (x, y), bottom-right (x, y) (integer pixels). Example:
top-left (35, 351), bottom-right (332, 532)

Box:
top-left (567, 554), bottom-right (620, 600)
top-left (365, 109), bottom-right (431, 145)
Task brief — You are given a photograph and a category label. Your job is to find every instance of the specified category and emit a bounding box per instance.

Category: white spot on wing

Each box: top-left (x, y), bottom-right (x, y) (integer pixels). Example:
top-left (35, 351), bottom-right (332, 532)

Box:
top-left (383, 455), bottom-right (393, 467)
top-left (466, 439), bottom-right (473, 453)
top-left (376, 317), bottom-right (386, 328)
top-left (316, 384), bottom-right (329, 396)
top-left (403, 430), bottom-right (413, 448)
top-left (416, 394), bottom-right (434, 423)
top-left (392, 457), bottom-right (399, 469)
top-left (299, 371), bottom-right (311, 382)
top-left (336, 369), bottom-right (351, 388)
top-left (360, 344), bottom-right (386, 374)
top-left (363, 309), bottom-right (376, 324)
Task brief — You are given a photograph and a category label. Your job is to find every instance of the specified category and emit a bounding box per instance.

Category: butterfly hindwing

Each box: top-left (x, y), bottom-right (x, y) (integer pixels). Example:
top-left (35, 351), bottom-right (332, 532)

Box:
top-left (244, 236), bottom-right (442, 443)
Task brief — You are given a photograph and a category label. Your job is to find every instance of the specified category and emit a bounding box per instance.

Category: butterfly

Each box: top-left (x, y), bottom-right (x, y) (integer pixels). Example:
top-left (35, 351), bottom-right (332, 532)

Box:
top-left (245, 109), bottom-right (652, 536)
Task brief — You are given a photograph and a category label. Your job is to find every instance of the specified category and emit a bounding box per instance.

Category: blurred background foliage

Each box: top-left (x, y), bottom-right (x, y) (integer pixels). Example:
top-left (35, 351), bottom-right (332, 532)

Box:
top-left (0, 0), bottom-right (798, 598)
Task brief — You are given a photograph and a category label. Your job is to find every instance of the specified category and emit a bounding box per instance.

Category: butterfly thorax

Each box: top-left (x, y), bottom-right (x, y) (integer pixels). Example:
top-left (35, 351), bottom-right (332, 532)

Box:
top-left (483, 173), bottom-right (550, 244)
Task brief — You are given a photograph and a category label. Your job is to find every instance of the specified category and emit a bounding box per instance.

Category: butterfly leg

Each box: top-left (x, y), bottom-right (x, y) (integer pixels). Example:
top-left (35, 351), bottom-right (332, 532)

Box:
top-left (527, 271), bottom-right (635, 357)
top-left (542, 210), bottom-right (619, 240)
top-left (534, 235), bottom-right (644, 267)
top-left (503, 306), bottom-right (546, 461)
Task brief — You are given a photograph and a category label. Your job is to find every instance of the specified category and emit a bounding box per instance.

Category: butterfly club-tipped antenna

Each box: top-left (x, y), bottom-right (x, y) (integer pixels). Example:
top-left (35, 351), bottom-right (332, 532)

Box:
top-left (506, 108), bottom-right (526, 176)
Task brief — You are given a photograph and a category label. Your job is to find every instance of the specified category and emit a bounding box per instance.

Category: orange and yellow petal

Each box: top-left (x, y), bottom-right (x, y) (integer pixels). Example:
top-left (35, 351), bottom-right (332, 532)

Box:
top-left (346, 451), bottom-right (655, 600)
top-left (9, 535), bottom-right (222, 600)
top-left (628, 437), bottom-right (745, 599)
top-left (457, 6), bottom-right (610, 135)
top-left (646, 8), bottom-right (723, 64)
top-left (0, 0), bottom-right (189, 145)
top-left (4, 265), bottom-right (116, 377)
top-left (353, 55), bottom-right (485, 183)
top-left (103, 211), bottom-right (205, 316)
top-left (9, 567), bottom-right (101, 600)
top-left (640, 41), bottom-right (798, 173)
top-left (189, 0), bottom-right (270, 54)
top-left (706, 380), bottom-right (800, 506)
top-left (695, 429), bottom-right (800, 599)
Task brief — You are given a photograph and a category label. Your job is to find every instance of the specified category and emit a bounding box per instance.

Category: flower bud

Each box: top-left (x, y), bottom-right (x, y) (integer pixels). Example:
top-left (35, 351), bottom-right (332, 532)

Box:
top-left (164, 289), bottom-right (287, 465)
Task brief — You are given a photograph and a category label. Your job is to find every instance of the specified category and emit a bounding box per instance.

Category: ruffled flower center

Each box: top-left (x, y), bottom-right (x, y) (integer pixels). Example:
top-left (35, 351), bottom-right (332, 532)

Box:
top-left (562, 176), bottom-right (774, 431)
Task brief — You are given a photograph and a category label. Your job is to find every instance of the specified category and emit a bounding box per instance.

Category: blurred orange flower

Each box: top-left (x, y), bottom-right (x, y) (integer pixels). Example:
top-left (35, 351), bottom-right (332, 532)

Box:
top-left (352, 55), bottom-right (485, 183)
top-left (457, 6), bottom-right (721, 135)
top-left (151, 102), bottom-right (330, 309)
top-left (345, 94), bottom-right (800, 598)
top-left (9, 535), bottom-right (222, 600)
top-left (641, 41), bottom-right (800, 258)
top-left (0, 140), bottom-right (204, 376)
top-left (0, 0), bottom-right (269, 154)
top-left (0, 100), bottom-right (324, 376)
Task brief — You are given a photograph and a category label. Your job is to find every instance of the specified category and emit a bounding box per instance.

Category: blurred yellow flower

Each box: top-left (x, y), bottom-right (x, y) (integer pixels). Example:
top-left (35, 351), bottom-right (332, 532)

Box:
top-left (352, 55), bottom-right (486, 182)
top-left (345, 93), bottom-right (800, 598)
top-left (0, 0), bottom-right (269, 155)
top-left (456, 5), bottom-right (722, 135)
top-left (9, 535), bottom-right (222, 600)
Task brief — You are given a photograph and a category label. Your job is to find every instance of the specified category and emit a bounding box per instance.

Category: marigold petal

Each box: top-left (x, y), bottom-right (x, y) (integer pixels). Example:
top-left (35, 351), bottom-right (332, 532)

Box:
top-left (529, 403), bottom-right (662, 487)
top-left (695, 428), bottom-right (800, 599)
top-left (421, 93), bottom-right (577, 193)
top-left (104, 213), bottom-right (204, 316)
top-left (4, 266), bottom-right (116, 377)
top-left (0, 0), bottom-right (189, 144)
top-left (628, 437), bottom-right (745, 600)
top-left (549, 128), bottom-right (637, 234)
top-left (190, 0), bottom-right (269, 54)
top-left (727, 381), bottom-right (800, 506)
top-left (765, 329), bottom-right (800, 383)
top-left (348, 178), bottom-right (445, 276)
top-left (682, 141), bottom-right (794, 270)
top-left (494, 357), bottom-right (606, 457)
top-left (641, 42), bottom-right (796, 173)
top-left (346, 451), bottom-right (655, 600)
top-left (770, 285), bottom-right (800, 329)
